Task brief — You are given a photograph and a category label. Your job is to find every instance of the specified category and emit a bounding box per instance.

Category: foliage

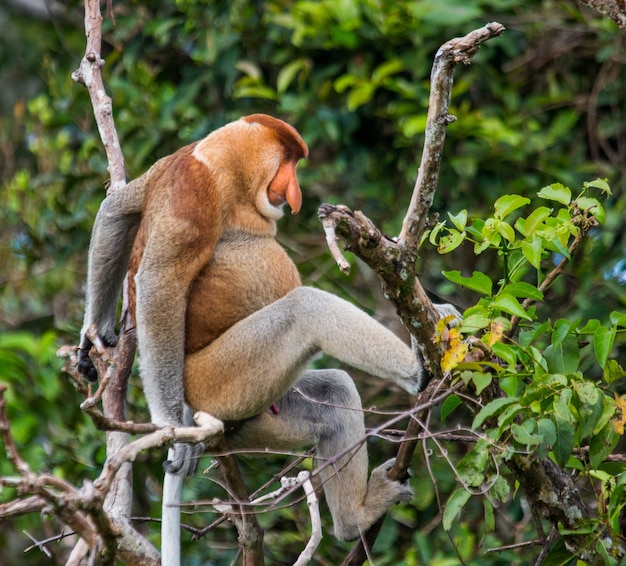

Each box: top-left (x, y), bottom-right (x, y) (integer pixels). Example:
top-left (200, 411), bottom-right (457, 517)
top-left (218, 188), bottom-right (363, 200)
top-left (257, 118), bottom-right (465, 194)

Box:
top-left (0, 0), bottom-right (625, 564)
top-left (429, 179), bottom-right (626, 563)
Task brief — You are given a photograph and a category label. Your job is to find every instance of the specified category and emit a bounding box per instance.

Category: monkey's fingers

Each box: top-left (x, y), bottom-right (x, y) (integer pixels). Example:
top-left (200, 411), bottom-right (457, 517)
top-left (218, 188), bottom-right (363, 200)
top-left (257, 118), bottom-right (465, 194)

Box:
top-left (77, 348), bottom-right (98, 381)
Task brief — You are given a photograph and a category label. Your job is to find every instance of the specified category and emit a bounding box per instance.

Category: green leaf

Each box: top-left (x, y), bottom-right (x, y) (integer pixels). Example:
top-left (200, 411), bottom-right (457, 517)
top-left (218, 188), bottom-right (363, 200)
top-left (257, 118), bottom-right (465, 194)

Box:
top-left (537, 418), bottom-right (557, 447)
top-left (577, 388), bottom-right (604, 441)
top-left (428, 220), bottom-right (447, 245)
top-left (441, 394), bottom-right (462, 425)
top-left (371, 58), bottom-right (404, 83)
top-left (554, 388), bottom-right (574, 422)
top-left (442, 270), bottom-right (493, 295)
top-left (232, 84), bottom-right (278, 100)
top-left (460, 313), bottom-right (491, 333)
top-left (334, 74), bottom-right (359, 93)
top-left (470, 372), bottom-right (492, 395)
top-left (589, 422), bottom-right (620, 469)
top-left (491, 476), bottom-right (510, 502)
top-left (593, 325), bottom-right (616, 368)
top-left (276, 58), bottom-right (310, 93)
top-left (472, 397), bottom-right (520, 430)
top-left (593, 397), bottom-right (618, 436)
top-left (491, 343), bottom-right (518, 366)
top-left (501, 282), bottom-right (544, 301)
top-left (497, 402), bottom-right (525, 430)
top-left (608, 474), bottom-right (626, 533)
top-left (494, 220), bottom-right (516, 243)
top-left (551, 318), bottom-right (578, 347)
top-left (523, 206), bottom-right (553, 235)
top-left (604, 360), bottom-right (626, 384)
top-left (437, 230), bottom-right (466, 254)
top-left (346, 84), bottom-right (375, 111)
top-left (576, 197), bottom-right (606, 224)
top-left (442, 489), bottom-right (472, 531)
top-left (494, 194), bottom-right (530, 220)
top-left (521, 236), bottom-right (544, 270)
top-left (585, 178), bottom-right (611, 196)
top-left (574, 381), bottom-right (599, 406)
top-left (544, 337), bottom-right (580, 374)
top-left (610, 311), bottom-right (626, 327)
top-left (538, 183), bottom-right (571, 205)
top-left (483, 499), bottom-right (495, 533)
top-left (552, 417), bottom-right (574, 467)
top-left (519, 321), bottom-right (552, 348)
top-left (578, 319), bottom-right (601, 334)
top-left (447, 209), bottom-right (468, 231)
top-left (492, 294), bottom-right (531, 320)
top-left (511, 422), bottom-right (541, 446)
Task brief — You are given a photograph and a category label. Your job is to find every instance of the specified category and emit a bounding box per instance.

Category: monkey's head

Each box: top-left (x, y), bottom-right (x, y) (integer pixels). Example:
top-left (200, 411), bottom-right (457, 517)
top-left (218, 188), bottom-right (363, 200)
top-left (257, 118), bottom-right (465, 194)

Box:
top-left (241, 114), bottom-right (308, 220)
top-left (192, 114), bottom-right (308, 223)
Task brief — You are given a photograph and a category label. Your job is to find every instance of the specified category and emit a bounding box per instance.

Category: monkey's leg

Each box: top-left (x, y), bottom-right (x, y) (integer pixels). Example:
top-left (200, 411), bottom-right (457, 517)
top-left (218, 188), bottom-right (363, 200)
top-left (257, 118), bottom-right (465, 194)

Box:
top-left (228, 369), bottom-right (412, 541)
top-left (185, 286), bottom-right (425, 422)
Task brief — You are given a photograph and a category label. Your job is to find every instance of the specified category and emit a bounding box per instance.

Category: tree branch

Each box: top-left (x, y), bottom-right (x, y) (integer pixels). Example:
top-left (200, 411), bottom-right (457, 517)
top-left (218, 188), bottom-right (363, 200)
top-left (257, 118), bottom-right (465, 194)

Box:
top-left (319, 24), bottom-right (505, 564)
top-left (578, 0), bottom-right (626, 29)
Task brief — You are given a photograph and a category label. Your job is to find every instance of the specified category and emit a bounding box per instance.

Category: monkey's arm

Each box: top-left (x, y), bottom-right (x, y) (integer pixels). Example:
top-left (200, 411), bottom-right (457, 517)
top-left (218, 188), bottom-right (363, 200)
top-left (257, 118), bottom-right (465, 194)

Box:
top-left (78, 177), bottom-right (145, 380)
top-left (134, 199), bottom-right (221, 475)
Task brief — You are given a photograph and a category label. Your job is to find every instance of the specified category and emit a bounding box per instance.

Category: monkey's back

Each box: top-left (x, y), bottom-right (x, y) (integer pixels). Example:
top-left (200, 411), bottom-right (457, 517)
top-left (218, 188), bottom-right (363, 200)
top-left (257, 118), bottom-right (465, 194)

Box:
top-left (184, 230), bottom-right (301, 355)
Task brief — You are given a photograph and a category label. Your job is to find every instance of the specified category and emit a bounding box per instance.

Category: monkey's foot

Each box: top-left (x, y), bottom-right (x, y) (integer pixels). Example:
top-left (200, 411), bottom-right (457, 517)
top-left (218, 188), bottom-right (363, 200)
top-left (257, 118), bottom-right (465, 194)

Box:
top-left (164, 443), bottom-right (205, 476)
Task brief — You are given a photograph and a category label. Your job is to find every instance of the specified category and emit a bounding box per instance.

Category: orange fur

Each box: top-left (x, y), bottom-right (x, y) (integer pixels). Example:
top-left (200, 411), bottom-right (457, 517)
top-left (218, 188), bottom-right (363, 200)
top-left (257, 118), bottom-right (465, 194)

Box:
top-left (80, 115), bottom-right (425, 537)
top-left (127, 116), bottom-right (307, 356)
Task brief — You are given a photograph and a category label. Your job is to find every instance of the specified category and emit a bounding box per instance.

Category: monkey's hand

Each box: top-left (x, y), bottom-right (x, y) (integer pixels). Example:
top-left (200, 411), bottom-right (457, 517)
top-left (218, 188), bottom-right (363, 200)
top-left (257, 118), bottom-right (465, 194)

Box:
top-left (77, 337), bottom-right (98, 382)
top-left (77, 327), bottom-right (119, 382)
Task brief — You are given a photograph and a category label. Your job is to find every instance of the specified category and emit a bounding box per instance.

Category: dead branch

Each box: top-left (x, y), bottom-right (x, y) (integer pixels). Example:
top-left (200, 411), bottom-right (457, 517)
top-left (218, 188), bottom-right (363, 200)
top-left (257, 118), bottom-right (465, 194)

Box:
top-left (578, 0), bottom-right (626, 29)
top-left (399, 22), bottom-right (507, 251)
top-left (292, 472), bottom-right (322, 566)
top-left (0, 381), bottom-right (227, 564)
top-left (320, 24), bottom-right (506, 565)
top-left (70, 0), bottom-right (267, 562)
top-left (71, 0), bottom-right (125, 193)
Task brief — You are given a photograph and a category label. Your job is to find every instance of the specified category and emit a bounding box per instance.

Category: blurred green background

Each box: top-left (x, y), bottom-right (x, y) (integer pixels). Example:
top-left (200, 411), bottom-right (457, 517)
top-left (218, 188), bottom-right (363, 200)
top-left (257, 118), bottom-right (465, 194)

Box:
top-left (0, 0), bottom-right (624, 563)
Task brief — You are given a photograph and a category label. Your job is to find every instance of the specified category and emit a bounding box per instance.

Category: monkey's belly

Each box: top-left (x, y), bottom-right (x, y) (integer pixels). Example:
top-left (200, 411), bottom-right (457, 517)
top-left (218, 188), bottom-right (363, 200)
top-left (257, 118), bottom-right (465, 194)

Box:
top-left (184, 234), bottom-right (300, 354)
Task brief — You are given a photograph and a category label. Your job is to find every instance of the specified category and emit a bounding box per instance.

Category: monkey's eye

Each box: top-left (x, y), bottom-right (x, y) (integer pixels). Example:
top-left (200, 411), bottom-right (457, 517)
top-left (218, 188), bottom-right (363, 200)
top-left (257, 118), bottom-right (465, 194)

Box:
top-left (283, 151), bottom-right (293, 161)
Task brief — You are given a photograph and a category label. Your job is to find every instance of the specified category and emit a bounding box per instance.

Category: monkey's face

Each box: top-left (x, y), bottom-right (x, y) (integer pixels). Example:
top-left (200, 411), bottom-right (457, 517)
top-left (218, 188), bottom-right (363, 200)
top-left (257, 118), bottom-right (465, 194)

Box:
top-left (256, 153), bottom-right (303, 221)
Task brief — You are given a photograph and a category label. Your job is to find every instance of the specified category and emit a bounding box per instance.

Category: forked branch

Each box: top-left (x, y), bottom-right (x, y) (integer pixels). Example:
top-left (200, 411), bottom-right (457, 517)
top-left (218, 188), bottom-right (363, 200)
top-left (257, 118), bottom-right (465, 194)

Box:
top-left (319, 24), bottom-right (505, 565)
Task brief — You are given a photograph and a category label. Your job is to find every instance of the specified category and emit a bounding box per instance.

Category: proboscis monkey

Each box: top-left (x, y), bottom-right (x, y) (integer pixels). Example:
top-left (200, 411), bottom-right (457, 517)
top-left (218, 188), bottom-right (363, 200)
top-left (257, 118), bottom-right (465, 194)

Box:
top-left (78, 114), bottom-right (455, 541)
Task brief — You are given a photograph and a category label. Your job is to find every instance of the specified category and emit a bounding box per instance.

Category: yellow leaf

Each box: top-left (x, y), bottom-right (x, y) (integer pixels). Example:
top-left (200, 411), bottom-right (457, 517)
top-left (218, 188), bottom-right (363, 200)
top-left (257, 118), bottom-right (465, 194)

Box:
top-left (486, 321), bottom-right (504, 347)
top-left (441, 339), bottom-right (468, 373)
top-left (611, 394), bottom-right (626, 435)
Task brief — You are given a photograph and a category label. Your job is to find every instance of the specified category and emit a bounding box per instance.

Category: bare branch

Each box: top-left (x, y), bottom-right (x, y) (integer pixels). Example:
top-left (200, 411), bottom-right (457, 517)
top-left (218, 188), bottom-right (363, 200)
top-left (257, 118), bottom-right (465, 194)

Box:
top-left (398, 22), bottom-right (505, 251)
top-left (292, 472), bottom-right (322, 566)
top-left (320, 24), bottom-right (505, 564)
top-left (578, 0), bottom-right (626, 28)
top-left (71, 1), bottom-right (155, 563)
top-left (71, 0), bottom-right (126, 192)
